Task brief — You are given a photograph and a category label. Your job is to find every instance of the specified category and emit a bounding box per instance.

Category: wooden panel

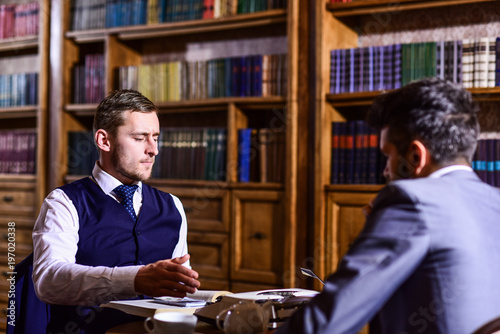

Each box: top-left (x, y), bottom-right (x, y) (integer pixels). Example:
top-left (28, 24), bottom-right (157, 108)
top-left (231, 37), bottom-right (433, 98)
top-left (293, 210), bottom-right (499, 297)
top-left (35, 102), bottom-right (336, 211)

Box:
top-left (188, 232), bottom-right (228, 280)
top-left (155, 186), bottom-right (229, 233)
top-left (324, 191), bottom-right (378, 277)
top-left (231, 190), bottom-right (284, 285)
top-left (0, 189), bottom-right (35, 216)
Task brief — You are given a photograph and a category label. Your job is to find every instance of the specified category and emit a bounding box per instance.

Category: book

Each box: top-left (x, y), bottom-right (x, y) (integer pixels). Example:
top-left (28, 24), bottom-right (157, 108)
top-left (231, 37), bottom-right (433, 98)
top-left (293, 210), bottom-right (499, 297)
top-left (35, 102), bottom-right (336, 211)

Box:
top-left (153, 297), bottom-right (208, 308)
top-left (100, 290), bottom-right (232, 318)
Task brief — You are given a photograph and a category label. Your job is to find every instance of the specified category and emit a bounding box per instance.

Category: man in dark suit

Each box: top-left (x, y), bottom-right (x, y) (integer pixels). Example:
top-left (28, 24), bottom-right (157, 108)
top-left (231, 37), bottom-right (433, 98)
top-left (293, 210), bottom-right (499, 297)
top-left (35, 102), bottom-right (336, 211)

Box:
top-left (276, 78), bottom-right (500, 333)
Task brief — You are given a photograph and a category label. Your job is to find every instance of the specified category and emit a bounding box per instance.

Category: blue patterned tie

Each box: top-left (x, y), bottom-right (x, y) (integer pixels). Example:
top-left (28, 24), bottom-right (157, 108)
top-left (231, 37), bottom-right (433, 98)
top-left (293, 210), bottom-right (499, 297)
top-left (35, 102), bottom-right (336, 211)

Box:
top-left (114, 184), bottom-right (139, 221)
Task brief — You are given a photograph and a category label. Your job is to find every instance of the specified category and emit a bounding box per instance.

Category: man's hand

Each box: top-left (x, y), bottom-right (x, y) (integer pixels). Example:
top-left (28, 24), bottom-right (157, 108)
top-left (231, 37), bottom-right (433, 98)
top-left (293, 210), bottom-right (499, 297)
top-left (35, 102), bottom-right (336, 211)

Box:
top-left (134, 254), bottom-right (201, 298)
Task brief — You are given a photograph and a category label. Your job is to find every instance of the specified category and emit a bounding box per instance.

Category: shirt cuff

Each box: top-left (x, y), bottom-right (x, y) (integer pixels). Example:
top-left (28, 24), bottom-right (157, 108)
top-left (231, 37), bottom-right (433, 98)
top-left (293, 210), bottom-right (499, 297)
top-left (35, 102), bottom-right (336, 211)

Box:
top-left (110, 265), bottom-right (143, 299)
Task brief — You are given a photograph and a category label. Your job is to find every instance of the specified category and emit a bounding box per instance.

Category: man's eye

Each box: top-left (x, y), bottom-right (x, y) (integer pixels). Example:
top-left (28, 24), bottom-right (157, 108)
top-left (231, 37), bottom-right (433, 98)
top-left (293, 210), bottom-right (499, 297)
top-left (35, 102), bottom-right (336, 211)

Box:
top-left (135, 137), bottom-right (145, 141)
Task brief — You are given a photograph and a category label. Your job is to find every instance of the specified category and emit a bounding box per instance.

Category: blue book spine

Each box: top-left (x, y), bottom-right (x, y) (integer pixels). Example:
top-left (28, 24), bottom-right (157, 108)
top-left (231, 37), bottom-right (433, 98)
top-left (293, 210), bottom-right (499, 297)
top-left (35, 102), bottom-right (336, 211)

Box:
top-left (330, 50), bottom-right (336, 94)
top-left (335, 50), bottom-right (341, 94)
top-left (393, 43), bottom-right (402, 89)
top-left (348, 48), bottom-right (355, 93)
top-left (238, 128), bottom-right (252, 182)
top-left (253, 55), bottom-right (263, 97)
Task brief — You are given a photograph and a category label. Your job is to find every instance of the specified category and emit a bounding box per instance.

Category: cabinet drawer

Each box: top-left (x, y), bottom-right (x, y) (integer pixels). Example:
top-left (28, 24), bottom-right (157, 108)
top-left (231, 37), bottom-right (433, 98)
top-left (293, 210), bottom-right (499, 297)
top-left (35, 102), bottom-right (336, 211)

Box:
top-left (0, 267), bottom-right (14, 294)
top-left (0, 216), bottom-right (34, 230)
top-left (188, 232), bottom-right (229, 280)
top-left (0, 228), bottom-right (32, 249)
top-left (0, 189), bottom-right (35, 216)
top-left (156, 186), bottom-right (229, 233)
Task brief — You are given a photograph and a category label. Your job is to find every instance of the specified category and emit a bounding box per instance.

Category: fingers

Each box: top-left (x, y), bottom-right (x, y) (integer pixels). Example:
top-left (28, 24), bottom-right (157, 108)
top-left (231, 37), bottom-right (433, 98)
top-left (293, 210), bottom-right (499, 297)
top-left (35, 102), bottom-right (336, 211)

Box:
top-left (134, 258), bottom-right (201, 297)
top-left (156, 259), bottom-right (199, 280)
top-left (170, 253), bottom-right (190, 265)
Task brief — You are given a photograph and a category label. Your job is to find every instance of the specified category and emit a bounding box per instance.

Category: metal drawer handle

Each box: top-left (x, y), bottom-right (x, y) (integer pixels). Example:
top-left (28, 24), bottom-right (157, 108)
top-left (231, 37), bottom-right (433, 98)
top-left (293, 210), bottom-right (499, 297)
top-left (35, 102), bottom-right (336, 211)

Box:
top-left (250, 232), bottom-right (267, 240)
top-left (2, 195), bottom-right (14, 203)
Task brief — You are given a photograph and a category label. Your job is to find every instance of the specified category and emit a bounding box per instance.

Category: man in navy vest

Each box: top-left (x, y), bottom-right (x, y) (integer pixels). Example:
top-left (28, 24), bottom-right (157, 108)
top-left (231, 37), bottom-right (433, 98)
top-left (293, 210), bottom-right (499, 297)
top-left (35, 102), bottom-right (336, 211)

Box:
top-left (275, 78), bottom-right (500, 333)
top-left (32, 90), bottom-right (201, 333)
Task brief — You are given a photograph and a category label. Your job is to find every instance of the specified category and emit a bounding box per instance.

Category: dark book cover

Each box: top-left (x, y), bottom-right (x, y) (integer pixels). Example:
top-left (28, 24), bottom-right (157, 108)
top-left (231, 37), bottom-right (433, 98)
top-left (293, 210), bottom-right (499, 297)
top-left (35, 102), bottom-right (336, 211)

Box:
top-left (344, 121), bottom-right (356, 184)
top-left (496, 37), bottom-right (500, 86)
top-left (367, 127), bottom-right (379, 184)
top-left (330, 122), bottom-right (341, 184)
top-left (252, 55), bottom-right (263, 97)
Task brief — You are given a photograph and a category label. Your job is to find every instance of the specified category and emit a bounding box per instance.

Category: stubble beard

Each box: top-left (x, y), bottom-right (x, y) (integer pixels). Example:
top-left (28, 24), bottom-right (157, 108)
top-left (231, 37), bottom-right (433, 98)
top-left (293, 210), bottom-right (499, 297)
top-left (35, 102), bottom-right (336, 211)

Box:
top-left (111, 144), bottom-right (154, 182)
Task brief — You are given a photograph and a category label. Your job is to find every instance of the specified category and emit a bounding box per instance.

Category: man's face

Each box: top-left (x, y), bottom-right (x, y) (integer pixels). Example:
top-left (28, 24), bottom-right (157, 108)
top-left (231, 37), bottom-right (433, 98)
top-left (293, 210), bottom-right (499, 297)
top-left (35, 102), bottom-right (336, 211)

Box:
top-left (110, 111), bottom-right (160, 183)
top-left (380, 127), bottom-right (414, 181)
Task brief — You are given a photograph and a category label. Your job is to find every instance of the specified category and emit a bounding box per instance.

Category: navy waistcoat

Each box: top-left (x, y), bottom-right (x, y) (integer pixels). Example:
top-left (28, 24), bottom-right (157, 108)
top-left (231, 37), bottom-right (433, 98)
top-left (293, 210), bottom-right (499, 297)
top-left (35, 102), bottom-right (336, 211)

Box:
top-left (47, 177), bottom-right (182, 333)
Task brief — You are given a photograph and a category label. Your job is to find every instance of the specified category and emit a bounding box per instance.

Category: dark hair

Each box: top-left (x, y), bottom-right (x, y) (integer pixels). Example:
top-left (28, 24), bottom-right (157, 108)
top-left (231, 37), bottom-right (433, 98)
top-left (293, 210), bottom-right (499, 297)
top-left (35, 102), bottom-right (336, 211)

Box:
top-left (367, 78), bottom-right (480, 165)
top-left (93, 90), bottom-right (158, 138)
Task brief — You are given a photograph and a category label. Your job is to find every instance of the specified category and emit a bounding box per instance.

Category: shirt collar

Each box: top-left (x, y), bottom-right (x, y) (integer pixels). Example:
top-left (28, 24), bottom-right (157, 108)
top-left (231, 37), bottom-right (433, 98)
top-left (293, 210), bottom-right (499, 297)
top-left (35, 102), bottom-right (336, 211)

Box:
top-left (428, 165), bottom-right (473, 178)
top-left (91, 162), bottom-right (142, 196)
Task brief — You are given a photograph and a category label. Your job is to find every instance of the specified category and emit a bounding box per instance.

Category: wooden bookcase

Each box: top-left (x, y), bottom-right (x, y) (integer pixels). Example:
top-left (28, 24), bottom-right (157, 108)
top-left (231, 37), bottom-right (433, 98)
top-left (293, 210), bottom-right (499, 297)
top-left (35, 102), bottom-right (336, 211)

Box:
top-left (48, 1), bottom-right (307, 293)
top-left (0, 0), bottom-right (49, 331)
top-left (314, 0), bottom-right (500, 331)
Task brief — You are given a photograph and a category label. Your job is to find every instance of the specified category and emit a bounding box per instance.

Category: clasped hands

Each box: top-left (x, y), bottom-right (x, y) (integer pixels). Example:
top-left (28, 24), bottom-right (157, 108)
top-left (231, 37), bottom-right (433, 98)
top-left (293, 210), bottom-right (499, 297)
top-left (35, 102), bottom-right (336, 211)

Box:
top-left (134, 254), bottom-right (200, 298)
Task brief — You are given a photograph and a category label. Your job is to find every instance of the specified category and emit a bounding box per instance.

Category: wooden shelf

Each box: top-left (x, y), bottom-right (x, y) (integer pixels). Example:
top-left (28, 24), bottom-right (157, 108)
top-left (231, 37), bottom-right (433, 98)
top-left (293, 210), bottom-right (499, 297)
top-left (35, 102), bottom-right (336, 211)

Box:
top-left (64, 97), bottom-right (287, 116)
top-left (326, 88), bottom-right (500, 109)
top-left (326, 0), bottom-right (497, 18)
top-left (0, 106), bottom-right (38, 119)
top-left (0, 174), bottom-right (36, 183)
top-left (66, 9), bottom-right (287, 43)
top-left (0, 36), bottom-right (38, 52)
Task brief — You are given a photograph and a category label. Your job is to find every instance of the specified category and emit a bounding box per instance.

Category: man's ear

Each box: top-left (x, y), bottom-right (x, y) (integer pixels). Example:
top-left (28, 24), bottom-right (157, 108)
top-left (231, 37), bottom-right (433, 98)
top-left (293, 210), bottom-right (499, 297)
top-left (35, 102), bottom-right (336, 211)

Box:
top-left (95, 129), bottom-right (111, 152)
top-left (406, 140), bottom-right (429, 177)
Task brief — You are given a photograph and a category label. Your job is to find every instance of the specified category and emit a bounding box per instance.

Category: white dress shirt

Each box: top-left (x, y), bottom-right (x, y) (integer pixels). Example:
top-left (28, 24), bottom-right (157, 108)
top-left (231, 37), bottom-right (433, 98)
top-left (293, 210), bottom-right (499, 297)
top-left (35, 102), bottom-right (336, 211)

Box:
top-left (32, 163), bottom-right (189, 306)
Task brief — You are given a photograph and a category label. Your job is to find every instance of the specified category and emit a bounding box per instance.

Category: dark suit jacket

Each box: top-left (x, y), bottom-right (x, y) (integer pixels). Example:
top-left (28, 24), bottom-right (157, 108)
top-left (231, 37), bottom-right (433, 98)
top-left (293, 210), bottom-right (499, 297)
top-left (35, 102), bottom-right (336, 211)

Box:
top-left (278, 170), bottom-right (500, 333)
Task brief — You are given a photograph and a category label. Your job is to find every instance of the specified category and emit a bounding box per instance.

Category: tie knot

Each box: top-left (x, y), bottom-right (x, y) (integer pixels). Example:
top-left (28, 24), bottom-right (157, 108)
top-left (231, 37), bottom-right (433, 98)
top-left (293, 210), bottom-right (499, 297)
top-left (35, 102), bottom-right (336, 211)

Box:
top-left (114, 184), bottom-right (138, 202)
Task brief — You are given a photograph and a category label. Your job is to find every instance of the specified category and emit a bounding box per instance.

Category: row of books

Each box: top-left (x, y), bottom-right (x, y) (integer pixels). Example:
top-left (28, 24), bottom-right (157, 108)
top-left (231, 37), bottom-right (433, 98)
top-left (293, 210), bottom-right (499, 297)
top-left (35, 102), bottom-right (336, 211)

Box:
top-left (0, 2), bottom-right (39, 40)
top-left (330, 121), bottom-right (386, 185)
top-left (72, 54), bottom-right (105, 104)
top-left (152, 128), bottom-right (226, 180)
top-left (0, 129), bottom-right (37, 175)
top-left (330, 38), bottom-right (500, 94)
top-left (473, 134), bottom-right (500, 188)
top-left (118, 54), bottom-right (287, 102)
top-left (330, 0), bottom-right (352, 2)
top-left (238, 128), bottom-right (285, 183)
top-left (462, 37), bottom-right (499, 88)
top-left (67, 128), bottom-right (227, 181)
top-left (70, 0), bottom-right (287, 31)
top-left (0, 73), bottom-right (38, 108)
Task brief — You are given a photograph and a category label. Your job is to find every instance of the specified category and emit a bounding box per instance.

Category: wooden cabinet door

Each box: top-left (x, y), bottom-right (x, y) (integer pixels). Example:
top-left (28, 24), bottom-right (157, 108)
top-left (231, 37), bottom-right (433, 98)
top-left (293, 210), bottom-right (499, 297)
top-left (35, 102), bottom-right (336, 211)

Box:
top-left (188, 231), bottom-right (229, 286)
top-left (324, 190), bottom-right (378, 276)
top-left (230, 189), bottom-right (284, 285)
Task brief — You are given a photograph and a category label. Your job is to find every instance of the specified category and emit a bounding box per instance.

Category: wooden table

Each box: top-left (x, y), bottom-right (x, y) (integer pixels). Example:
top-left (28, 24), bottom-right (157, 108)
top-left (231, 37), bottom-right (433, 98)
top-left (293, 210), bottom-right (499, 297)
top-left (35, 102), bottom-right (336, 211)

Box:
top-left (107, 320), bottom-right (223, 334)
